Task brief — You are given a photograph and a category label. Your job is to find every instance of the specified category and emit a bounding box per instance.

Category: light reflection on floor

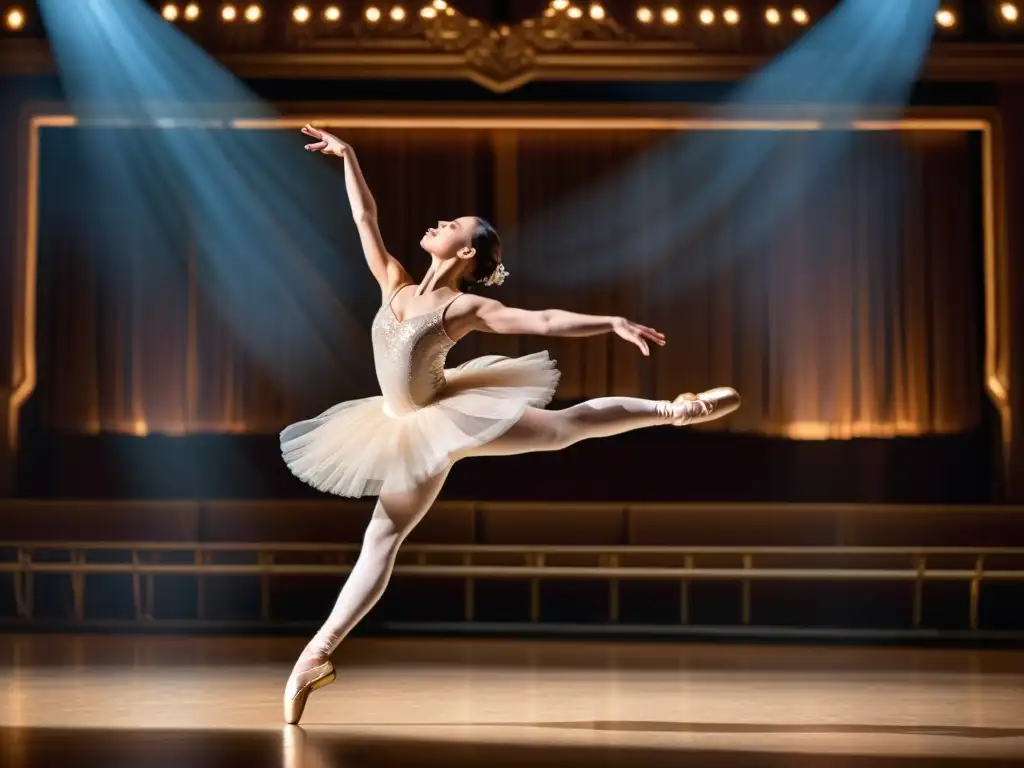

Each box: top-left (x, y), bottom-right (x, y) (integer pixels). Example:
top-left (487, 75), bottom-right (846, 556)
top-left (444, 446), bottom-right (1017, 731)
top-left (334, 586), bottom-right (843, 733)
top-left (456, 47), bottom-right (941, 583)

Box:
top-left (2, 635), bottom-right (1022, 767)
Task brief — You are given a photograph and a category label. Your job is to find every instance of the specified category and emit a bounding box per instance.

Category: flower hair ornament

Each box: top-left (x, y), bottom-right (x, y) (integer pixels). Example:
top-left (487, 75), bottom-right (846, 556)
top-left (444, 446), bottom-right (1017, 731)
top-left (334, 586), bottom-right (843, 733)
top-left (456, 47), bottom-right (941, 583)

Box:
top-left (479, 262), bottom-right (509, 287)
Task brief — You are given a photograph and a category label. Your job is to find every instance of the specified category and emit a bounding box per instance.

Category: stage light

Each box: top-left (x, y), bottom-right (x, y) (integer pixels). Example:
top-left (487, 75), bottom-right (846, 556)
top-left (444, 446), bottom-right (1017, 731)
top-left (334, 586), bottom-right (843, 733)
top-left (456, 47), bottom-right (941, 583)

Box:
top-left (551, 0), bottom-right (570, 10)
top-left (420, 5), bottom-right (437, 19)
top-left (390, 5), bottom-right (406, 21)
top-left (567, 5), bottom-right (583, 19)
top-left (323, 5), bottom-right (342, 22)
top-left (184, 3), bottom-right (200, 20)
top-left (433, 0), bottom-right (447, 8)
top-left (765, 6), bottom-right (781, 25)
top-left (292, 4), bottom-right (310, 23)
top-left (3, 6), bottom-right (25, 30)
top-left (662, 6), bottom-right (681, 25)
top-left (936, 8), bottom-right (956, 27)
top-left (161, 3), bottom-right (179, 21)
top-left (220, 4), bottom-right (237, 22)
top-left (365, 5), bottom-right (381, 22)
top-left (698, 7), bottom-right (715, 25)
top-left (792, 6), bottom-right (809, 24)
top-left (636, 6), bottom-right (653, 23)
top-left (1001, 2), bottom-right (1019, 22)
top-left (723, 7), bottom-right (740, 24)
top-left (589, 3), bottom-right (605, 20)
top-left (244, 3), bottom-right (262, 22)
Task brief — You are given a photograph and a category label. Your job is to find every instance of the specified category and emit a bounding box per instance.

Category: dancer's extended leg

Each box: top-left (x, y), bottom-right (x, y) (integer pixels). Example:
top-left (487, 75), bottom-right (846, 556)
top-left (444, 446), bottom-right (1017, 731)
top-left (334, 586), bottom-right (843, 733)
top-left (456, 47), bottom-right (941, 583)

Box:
top-left (281, 388), bottom-right (738, 723)
top-left (283, 467), bottom-right (450, 724)
top-left (460, 388), bottom-right (739, 459)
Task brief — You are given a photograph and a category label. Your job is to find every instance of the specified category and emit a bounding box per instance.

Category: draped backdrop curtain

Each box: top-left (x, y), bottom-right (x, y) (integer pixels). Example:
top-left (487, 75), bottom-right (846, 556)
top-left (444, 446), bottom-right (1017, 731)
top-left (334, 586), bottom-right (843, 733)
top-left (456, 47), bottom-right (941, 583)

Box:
top-left (33, 125), bottom-right (982, 438)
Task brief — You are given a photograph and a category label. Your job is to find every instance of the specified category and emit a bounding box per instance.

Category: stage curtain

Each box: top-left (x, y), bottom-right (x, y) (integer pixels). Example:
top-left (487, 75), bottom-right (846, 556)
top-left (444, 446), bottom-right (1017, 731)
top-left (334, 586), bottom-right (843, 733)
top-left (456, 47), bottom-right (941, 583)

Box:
top-left (504, 128), bottom-right (982, 438)
top-left (33, 127), bottom-right (490, 435)
top-left (32, 126), bottom-right (981, 439)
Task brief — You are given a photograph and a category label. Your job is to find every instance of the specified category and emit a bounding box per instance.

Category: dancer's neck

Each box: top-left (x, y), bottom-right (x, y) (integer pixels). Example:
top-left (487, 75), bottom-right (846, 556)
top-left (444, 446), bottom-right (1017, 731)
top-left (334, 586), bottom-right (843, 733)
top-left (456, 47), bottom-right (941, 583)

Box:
top-left (415, 258), bottom-right (467, 296)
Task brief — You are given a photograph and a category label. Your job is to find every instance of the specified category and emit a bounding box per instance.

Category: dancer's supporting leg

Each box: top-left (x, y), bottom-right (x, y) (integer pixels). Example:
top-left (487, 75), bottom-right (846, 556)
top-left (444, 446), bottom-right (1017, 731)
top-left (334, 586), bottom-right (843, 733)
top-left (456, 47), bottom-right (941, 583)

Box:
top-left (283, 389), bottom-right (738, 723)
top-left (284, 466), bottom-right (450, 724)
top-left (461, 390), bottom-right (739, 460)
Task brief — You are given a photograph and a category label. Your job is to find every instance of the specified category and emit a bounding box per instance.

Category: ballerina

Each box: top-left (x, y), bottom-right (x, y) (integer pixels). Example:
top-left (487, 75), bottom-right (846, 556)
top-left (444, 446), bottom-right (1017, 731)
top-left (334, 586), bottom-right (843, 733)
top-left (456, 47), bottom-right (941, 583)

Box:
top-left (280, 125), bottom-right (740, 724)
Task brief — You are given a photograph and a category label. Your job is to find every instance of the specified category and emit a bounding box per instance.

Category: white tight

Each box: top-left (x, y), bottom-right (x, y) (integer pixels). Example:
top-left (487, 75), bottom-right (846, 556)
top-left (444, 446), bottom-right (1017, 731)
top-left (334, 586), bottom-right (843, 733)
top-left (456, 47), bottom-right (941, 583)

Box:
top-left (293, 397), bottom-right (685, 665)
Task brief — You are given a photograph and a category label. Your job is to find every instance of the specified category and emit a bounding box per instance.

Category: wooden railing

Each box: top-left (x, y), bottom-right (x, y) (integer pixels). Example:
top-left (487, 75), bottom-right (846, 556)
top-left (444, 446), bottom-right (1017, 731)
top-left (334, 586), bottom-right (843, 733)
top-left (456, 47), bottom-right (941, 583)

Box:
top-left (3, 541), bottom-right (1023, 632)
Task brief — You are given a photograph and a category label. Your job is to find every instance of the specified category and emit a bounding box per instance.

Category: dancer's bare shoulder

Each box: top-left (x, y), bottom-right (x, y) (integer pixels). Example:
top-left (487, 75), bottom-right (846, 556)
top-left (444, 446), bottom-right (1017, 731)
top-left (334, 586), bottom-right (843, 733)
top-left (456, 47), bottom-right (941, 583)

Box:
top-left (444, 294), bottom-right (543, 341)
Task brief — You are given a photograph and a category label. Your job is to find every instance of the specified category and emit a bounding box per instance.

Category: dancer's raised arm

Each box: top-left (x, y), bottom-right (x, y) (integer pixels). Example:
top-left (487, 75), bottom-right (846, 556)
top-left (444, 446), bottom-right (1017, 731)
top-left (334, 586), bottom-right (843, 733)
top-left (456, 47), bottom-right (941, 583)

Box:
top-left (301, 126), bottom-right (411, 298)
top-left (448, 295), bottom-right (666, 357)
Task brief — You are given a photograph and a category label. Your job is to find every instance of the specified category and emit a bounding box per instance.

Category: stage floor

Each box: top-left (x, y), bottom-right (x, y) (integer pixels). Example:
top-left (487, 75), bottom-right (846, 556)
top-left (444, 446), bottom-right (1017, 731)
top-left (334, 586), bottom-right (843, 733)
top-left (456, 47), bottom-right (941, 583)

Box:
top-left (1, 635), bottom-right (1022, 767)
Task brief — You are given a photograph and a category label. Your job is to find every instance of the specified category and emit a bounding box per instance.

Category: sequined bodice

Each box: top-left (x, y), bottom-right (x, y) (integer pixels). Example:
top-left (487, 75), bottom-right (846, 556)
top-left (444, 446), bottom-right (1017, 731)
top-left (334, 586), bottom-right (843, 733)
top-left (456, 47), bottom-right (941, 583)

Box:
top-left (371, 302), bottom-right (456, 416)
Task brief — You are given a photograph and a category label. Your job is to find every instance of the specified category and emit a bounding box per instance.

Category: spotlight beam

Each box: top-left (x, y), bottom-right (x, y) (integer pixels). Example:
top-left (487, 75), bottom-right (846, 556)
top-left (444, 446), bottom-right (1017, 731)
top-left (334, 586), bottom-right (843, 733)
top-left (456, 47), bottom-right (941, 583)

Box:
top-left (35, 0), bottom-right (371, 390)
top-left (506, 0), bottom-right (941, 290)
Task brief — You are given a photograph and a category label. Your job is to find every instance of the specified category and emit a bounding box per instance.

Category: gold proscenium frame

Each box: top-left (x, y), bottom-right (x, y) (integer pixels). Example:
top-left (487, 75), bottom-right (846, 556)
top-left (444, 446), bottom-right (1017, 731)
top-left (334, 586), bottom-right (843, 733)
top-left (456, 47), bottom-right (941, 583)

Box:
top-left (10, 106), bottom-right (1012, 472)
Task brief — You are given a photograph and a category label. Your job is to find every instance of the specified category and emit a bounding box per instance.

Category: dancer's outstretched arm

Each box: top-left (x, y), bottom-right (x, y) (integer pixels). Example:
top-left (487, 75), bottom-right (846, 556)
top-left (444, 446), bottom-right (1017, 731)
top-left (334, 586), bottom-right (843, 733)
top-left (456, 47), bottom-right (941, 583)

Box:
top-left (447, 295), bottom-right (665, 356)
top-left (300, 126), bottom-right (411, 298)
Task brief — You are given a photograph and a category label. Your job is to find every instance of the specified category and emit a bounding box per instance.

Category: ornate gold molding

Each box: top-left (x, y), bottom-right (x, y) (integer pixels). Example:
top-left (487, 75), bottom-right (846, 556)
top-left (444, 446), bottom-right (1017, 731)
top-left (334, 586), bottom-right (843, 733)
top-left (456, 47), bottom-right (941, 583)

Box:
top-left (6, 34), bottom-right (1024, 90)
top-left (413, 4), bottom-right (647, 91)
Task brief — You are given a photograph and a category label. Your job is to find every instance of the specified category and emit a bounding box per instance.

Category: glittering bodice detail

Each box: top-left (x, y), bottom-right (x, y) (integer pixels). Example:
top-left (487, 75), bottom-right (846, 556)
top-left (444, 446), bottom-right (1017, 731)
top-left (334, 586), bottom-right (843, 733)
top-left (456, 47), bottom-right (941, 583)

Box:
top-left (371, 304), bottom-right (456, 416)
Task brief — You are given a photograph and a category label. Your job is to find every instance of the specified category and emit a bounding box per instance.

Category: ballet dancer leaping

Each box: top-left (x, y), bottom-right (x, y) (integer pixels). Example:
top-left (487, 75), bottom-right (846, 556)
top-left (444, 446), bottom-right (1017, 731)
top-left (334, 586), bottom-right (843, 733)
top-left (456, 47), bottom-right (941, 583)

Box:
top-left (280, 126), bottom-right (741, 724)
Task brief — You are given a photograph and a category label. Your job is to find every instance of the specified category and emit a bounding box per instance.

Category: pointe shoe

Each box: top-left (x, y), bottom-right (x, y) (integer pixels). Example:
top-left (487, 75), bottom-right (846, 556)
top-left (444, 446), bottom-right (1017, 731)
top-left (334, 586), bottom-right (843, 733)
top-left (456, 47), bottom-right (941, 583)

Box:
top-left (672, 387), bottom-right (740, 426)
top-left (283, 658), bottom-right (336, 725)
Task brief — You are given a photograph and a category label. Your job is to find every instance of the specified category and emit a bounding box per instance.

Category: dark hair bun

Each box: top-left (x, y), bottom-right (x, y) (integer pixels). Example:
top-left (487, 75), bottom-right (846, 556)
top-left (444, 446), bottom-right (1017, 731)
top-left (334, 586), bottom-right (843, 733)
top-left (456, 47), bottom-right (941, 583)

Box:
top-left (463, 217), bottom-right (502, 291)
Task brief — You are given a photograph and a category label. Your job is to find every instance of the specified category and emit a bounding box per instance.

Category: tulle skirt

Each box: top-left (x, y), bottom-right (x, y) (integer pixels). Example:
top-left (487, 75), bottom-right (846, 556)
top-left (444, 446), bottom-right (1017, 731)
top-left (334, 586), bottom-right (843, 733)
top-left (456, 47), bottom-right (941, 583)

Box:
top-left (280, 351), bottom-right (560, 497)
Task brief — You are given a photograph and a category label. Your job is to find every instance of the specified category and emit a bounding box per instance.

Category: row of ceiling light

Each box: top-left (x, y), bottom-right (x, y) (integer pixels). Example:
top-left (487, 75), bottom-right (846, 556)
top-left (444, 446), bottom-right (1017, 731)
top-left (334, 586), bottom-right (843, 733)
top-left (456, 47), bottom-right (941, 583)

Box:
top-left (2, 3), bottom-right (1021, 32)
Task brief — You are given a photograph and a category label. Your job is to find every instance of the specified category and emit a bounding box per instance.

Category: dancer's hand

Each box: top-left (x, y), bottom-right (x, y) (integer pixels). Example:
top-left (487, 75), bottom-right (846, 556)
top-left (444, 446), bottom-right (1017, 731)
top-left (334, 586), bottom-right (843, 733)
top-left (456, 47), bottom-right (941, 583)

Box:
top-left (612, 317), bottom-right (665, 357)
top-left (301, 125), bottom-right (348, 157)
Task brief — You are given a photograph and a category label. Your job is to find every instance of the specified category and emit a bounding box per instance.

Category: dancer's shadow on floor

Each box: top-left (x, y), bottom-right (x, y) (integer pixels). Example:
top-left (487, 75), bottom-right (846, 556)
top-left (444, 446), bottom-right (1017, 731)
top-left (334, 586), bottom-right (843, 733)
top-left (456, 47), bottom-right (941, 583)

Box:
top-left (519, 721), bottom-right (1024, 739)
top-left (338, 720), bottom-right (1024, 739)
top-left (285, 724), bottom-right (1024, 768)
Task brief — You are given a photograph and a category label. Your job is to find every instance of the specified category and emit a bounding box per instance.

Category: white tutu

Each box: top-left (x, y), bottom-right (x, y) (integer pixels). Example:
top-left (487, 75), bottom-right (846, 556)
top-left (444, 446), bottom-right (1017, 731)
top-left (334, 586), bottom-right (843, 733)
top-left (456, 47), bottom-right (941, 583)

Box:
top-left (280, 351), bottom-right (560, 497)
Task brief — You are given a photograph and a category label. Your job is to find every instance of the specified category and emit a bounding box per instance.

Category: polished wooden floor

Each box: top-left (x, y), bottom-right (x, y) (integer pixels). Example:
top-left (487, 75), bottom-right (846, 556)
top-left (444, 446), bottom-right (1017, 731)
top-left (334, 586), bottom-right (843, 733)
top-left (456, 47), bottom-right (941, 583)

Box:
top-left (1, 635), bottom-right (1022, 767)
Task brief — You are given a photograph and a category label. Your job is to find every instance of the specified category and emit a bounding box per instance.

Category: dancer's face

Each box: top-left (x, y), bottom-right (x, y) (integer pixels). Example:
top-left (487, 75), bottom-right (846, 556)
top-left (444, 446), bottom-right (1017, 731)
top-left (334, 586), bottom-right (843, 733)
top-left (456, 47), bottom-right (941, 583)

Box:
top-left (420, 216), bottom-right (478, 261)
